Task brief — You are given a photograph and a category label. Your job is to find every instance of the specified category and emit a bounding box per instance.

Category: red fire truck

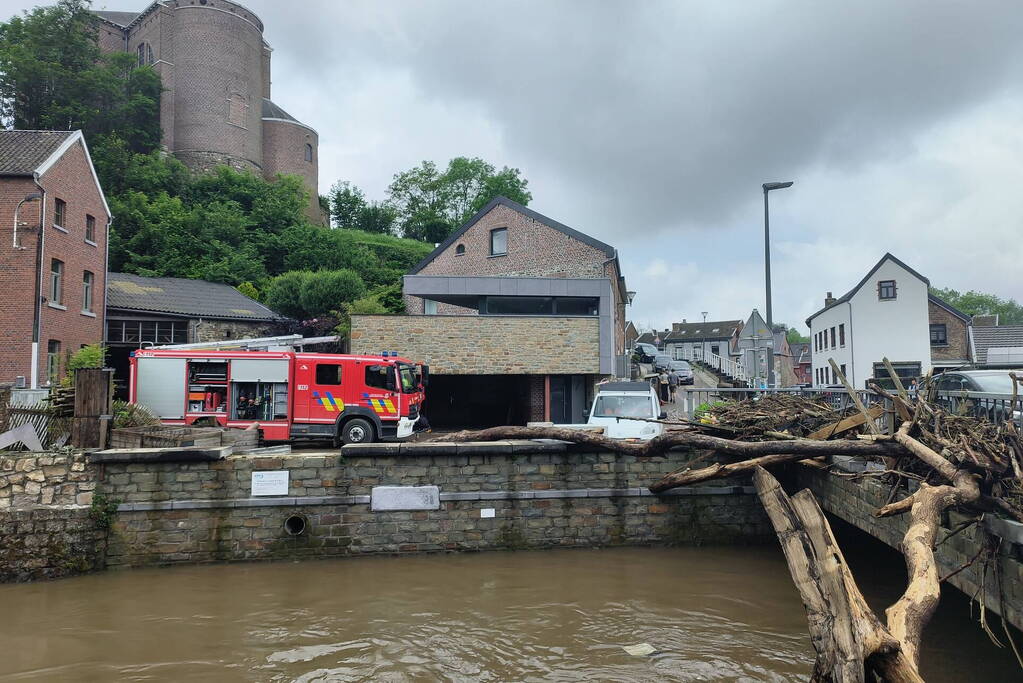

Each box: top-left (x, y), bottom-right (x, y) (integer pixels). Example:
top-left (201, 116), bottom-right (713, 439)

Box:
top-left (129, 348), bottom-right (427, 443)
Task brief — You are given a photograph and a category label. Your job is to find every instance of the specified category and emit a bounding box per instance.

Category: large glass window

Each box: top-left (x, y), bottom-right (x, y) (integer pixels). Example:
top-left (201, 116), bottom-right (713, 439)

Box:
top-left (482, 296), bottom-right (599, 316)
top-left (49, 259), bottom-right (63, 304)
top-left (489, 228), bottom-right (507, 256)
top-left (554, 297), bottom-right (599, 315)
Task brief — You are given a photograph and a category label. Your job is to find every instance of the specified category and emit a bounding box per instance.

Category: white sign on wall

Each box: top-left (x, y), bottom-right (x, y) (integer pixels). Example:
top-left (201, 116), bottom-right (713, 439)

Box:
top-left (251, 470), bottom-right (289, 496)
top-left (481, 508), bottom-right (496, 519)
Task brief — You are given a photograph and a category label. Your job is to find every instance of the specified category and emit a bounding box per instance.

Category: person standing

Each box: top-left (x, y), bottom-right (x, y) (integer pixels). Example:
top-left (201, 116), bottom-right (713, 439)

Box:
top-left (668, 368), bottom-right (679, 402)
top-left (658, 370), bottom-right (670, 403)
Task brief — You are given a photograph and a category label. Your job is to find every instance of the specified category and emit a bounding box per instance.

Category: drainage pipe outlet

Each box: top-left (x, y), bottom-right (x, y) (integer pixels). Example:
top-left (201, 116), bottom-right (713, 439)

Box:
top-left (283, 514), bottom-right (308, 536)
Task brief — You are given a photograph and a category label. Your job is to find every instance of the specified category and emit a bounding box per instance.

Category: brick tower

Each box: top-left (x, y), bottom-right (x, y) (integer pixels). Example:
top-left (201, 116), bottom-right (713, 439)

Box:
top-left (93, 0), bottom-right (322, 223)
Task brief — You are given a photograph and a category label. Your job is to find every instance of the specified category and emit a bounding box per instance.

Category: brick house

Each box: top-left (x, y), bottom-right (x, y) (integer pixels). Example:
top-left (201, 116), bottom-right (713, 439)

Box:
top-left (351, 196), bottom-right (630, 427)
top-left (0, 130), bottom-right (110, 389)
top-left (105, 272), bottom-right (286, 396)
top-left (927, 293), bottom-right (972, 370)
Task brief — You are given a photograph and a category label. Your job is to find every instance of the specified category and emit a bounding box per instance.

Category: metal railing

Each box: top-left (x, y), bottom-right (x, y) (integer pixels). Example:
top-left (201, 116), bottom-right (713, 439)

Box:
top-left (674, 346), bottom-right (748, 383)
top-left (933, 391), bottom-right (1022, 430)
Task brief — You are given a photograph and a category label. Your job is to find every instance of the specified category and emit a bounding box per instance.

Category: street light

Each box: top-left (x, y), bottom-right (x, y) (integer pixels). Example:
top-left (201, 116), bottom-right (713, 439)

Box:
top-left (13, 192), bottom-right (42, 249)
top-left (762, 180), bottom-right (793, 388)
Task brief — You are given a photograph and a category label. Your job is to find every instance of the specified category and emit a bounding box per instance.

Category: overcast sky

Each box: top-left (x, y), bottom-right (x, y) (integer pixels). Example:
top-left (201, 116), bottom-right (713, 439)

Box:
top-left (11, 1), bottom-right (1023, 332)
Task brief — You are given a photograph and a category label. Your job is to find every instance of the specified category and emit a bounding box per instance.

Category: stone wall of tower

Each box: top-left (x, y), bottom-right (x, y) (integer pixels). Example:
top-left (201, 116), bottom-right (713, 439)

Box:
top-left (262, 119), bottom-right (321, 223)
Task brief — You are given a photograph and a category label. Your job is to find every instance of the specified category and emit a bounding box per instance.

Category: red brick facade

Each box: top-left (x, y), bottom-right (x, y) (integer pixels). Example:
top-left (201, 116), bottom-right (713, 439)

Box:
top-left (0, 138), bottom-right (109, 387)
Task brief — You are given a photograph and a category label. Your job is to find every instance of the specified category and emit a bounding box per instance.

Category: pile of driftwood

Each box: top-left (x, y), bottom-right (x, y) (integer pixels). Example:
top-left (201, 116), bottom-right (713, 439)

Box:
top-left (440, 375), bottom-right (1023, 681)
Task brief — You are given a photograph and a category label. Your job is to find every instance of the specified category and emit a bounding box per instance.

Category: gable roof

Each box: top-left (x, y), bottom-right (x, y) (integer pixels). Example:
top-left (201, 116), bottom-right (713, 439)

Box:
top-left (636, 330), bottom-right (671, 346)
top-left (0, 130), bottom-right (76, 176)
top-left (790, 342), bottom-right (812, 364)
top-left (806, 253), bottom-right (930, 326)
top-left (409, 196), bottom-right (617, 274)
top-left (928, 293), bottom-right (971, 323)
top-left (665, 320), bottom-right (742, 342)
top-left (107, 273), bottom-right (286, 322)
top-left (92, 10), bottom-right (140, 27)
top-left (969, 325), bottom-right (1023, 366)
top-left (0, 130), bottom-right (110, 217)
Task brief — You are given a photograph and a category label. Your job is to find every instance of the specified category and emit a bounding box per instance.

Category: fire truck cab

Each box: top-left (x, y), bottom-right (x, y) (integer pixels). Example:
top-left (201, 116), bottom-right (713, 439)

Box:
top-left (129, 349), bottom-right (427, 444)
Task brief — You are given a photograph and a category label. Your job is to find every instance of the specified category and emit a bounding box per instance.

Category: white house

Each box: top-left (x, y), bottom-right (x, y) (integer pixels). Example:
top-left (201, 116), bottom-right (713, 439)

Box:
top-left (664, 319), bottom-right (742, 363)
top-left (806, 253), bottom-right (932, 389)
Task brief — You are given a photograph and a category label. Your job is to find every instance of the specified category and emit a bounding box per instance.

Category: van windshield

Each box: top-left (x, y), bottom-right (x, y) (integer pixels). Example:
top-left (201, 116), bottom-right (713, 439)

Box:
top-left (593, 395), bottom-right (654, 418)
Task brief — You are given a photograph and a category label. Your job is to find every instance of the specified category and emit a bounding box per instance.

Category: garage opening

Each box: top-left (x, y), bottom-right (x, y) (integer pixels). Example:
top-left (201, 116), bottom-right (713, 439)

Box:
top-left (424, 375), bottom-right (531, 429)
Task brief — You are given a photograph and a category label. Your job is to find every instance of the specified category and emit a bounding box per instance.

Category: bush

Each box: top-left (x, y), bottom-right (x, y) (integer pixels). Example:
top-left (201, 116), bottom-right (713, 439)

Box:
top-left (263, 271), bottom-right (312, 319)
top-left (299, 270), bottom-right (367, 318)
top-left (111, 400), bottom-right (159, 429)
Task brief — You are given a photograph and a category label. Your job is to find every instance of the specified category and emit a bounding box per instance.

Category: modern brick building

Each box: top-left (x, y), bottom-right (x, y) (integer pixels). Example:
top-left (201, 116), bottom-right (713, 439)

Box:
top-left (351, 197), bottom-right (630, 427)
top-left (92, 0), bottom-right (322, 222)
top-left (0, 130), bottom-right (110, 389)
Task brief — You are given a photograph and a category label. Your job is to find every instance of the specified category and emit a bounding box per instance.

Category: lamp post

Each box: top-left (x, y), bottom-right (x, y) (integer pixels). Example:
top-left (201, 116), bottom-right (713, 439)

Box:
top-left (762, 180), bottom-right (793, 388)
top-left (12, 192), bottom-right (41, 249)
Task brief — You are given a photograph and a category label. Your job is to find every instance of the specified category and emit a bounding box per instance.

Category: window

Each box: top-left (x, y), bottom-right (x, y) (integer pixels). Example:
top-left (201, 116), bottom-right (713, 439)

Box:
top-left (106, 320), bottom-right (187, 344)
top-left (137, 43), bottom-right (146, 67)
top-left (47, 340), bottom-right (61, 385)
top-left (485, 296), bottom-right (552, 315)
top-left (830, 327), bottom-right (836, 348)
top-left (228, 92), bottom-right (248, 127)
top-left (930, 323), bottom-right (948, 346)
top-left (592, 395), bottom-right (655, 419)
top-left (147, 44), bottom-right (154, 65)
top-left (879, 280), bottom-right (897, 300)
top-left (424, 300), bottom-right (437, 315)
top-left (85, 215), bottom-right (96, 243)
top-left (82, 271), bottom-right (94, 313)
top-left (54, 198), bottom-right (66, 229)
top-left (455, 244), bottom-right (465, 256)
top-left (840, 364), bottom-right (847, 380)
top-left (553, 297), bottom-right (599, 316)
top-left (49, 259), bottom-right (64, 304)
top-left (711, 344), bottom-right (720, 356)
top-left (839, 323), bottom-right (845, 347)
top-left (304, 143), bottom-right (313, 162)
top-left (489, 227), bottom-right (507, 256)
top-left (315, 364), bottom-right (343, 385)
top-left (365, 364), bottom-right (394, 391)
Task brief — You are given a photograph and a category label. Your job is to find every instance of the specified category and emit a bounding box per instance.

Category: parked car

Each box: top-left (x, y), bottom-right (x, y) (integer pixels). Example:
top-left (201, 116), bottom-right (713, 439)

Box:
top-left (667, 360), bottom-right (694, 385)
top-left (933, 370), bottom-right (1023, 424)
top-left (633, 342), bottom-right (659, 363)
top-left (652, 354), bottom-right (673, 372)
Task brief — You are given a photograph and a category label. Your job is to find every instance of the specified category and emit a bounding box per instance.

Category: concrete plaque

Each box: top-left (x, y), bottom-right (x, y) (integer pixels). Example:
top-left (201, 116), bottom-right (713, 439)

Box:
top-left (251, 470), bottom-right (289, 496)
top-left (371, 485), bottom-right (440, 511)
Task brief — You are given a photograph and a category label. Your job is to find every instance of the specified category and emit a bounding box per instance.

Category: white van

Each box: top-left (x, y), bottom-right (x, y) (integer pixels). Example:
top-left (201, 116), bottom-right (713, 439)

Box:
top-left (585, 381), bottom-right (665, 440)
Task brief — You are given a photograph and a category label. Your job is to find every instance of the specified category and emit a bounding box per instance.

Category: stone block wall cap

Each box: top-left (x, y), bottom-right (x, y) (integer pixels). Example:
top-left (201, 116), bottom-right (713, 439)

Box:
top-left (985, 516), bottom-right (1023, 546)
top-left (341, 443), bottom-right (399, 455)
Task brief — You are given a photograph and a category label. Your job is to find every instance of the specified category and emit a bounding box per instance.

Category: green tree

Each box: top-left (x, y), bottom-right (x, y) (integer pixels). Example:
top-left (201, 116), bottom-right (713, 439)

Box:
top-left (328, 181), bottom-right (367, 229)
top-left (930, 287), bottom-right (1023, 325)
top-left (0, 0), bottom-right (161, 155)
top-left (236, 281), bottom-right (259, 300)
top-left (357, 202), bottom-right (397, 234)
top-left (299, 270), bottom-right (367, 318)
top-left (264, 271), bottom-right (312, 319)
top-left (785, 327), bottom-right (810, 344)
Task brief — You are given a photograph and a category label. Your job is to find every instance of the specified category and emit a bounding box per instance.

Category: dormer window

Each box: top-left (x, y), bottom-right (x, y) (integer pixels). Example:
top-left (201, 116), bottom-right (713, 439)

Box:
top-left (489, 228), bottom-right (507, 256)
top-left (878, 280), bottom-right (897, 300)
top-left (455, 244), bottom-right (465, 256)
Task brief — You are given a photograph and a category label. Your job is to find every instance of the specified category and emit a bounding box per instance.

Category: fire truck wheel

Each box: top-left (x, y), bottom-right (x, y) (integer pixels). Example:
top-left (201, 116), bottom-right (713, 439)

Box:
top-left (340, 418), bottom-right (375, 444)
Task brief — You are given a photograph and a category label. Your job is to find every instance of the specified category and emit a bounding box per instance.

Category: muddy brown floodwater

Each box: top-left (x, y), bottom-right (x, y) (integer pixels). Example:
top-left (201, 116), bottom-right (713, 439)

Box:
top-left (1, 540), bottom-right (1019, 681)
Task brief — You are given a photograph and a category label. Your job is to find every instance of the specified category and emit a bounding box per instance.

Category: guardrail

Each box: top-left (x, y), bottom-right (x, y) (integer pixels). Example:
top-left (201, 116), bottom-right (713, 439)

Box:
top-left (674, 347), bottom-right (748, 383)
top-left (675, 386), bottom-right (1022, 432)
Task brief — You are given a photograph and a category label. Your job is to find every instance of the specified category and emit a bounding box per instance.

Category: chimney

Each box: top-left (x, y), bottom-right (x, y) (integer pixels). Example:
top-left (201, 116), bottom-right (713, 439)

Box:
top-left (825, 291), bottom-right (836, 307)
top-left (972, 314), bottom-right (999, 327)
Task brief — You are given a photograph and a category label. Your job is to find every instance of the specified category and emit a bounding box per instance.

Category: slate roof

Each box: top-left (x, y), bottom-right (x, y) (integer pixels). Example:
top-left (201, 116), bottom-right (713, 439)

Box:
top-left (665, 320), bottom-right (742, 342)
top-left (970, 325), bottom-right (1023, 366)
top-left (636, 330), bottom-right (671, 346)
top-left (790, 342), bottom-right (812, 364)
top-left (409, 196), bottom-right (617, 274)
top-left (92, 10), bottom-right (139, 26)
top-left (107, 273), bottom-right (286, 321)
top-left (262, 98), bottom-right (297, 122)
top-left (806, 253), bottom-right (930, 325)
top-left (0, 130), bottom-right (76, 176)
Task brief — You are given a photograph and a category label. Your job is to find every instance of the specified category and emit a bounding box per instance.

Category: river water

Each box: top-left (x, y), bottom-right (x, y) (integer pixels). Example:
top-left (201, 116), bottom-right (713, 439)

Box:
top-left (1, 540), bottom-right (1018, 681)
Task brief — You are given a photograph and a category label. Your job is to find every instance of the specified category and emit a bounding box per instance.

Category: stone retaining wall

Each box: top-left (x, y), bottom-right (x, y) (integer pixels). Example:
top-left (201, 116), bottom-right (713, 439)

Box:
top-left (794, 463), bottom-right (1023, 631)
top-left (1, 443), bottom-right (773, 580)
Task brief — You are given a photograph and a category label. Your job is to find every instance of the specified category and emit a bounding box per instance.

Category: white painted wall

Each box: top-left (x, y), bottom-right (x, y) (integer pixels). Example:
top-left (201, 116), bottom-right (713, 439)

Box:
top-left (810, 257), bottom-right (931, 389)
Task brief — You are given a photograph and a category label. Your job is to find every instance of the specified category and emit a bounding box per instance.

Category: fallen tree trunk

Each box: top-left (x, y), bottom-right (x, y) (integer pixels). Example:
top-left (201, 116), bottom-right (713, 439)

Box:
top-left (440, 425), bottom-right (902, 462)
